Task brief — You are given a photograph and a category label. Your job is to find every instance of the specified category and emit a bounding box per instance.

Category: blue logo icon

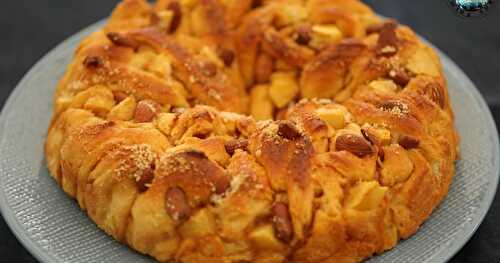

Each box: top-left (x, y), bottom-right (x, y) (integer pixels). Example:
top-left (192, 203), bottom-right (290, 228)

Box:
top-left (449, 0), bottom-right (493, 17)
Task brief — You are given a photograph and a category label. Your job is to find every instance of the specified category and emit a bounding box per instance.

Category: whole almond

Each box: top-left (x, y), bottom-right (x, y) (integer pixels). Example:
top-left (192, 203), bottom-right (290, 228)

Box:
top-left (134, 100), bottom-right (161, 122)
top-left (136, 167), bottom-right (154, 193)
top-left (213, 174), bottom-right (231, 194)
top-left (150, 11), bottom-right (160, 26)
top-left (337, 39), bottom-right (367, 57)
top-left (165, 186), bottom-right (191, 221)
top-left (366, 19), bottom-right (397, 35)
top-left (366, 23), bottom-right (385, 35)
top-left (272, 202), bottom-right (293, 243)
top-left (295, 24), bottom-right (312, 45)
top-left (200, 61), bottom-right (217, 77)
top-left (224, 138), bottom-right (249, 155)
top-left (277, 122), bottom-right (301, 140)
top-left (361, 127), bottom-right (381, 146)
top-left (167, 1), bottom-right (182, 33)
top-left (376, 21), bottom-right (398, 57)
top-left (388, 68), bottom-right (411, 87)
top-left (83, 56), bottom-right (103, 68)
top-left (106, 32), bottom-right (139, 51)
top-left (424, 82), bottom-right (445, 108)
top-left (335, 134), bottom-right (375, 157)
top-left (399, 135), bottom-right (420, 149)
top-left (252, 0), bottom-right (263, 8)
top-left (217, 48), bottom-right (235, 67)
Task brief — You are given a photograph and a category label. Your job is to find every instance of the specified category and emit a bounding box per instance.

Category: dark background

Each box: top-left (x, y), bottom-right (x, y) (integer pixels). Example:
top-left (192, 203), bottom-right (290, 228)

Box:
top-left (0, 0), bottom-right (499, 262)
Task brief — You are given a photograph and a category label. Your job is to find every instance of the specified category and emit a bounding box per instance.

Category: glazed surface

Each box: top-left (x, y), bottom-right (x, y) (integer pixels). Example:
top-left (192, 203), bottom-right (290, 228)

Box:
top-left (45, 0), bottom-right (459, 262)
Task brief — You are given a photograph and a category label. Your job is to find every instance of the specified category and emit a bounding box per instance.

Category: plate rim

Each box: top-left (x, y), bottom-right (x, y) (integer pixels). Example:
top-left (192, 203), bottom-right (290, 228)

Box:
top-left (413, 42), bottom-right (500, 263)
top-left (0, 19), bottom-right (498, 263)
top-left (0, 20), bottom-right (107, 263)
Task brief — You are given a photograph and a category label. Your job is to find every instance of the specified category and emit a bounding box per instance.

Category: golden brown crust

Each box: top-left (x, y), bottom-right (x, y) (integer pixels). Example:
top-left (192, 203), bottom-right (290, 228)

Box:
top-left (45, 0), bottom-right (459, 262)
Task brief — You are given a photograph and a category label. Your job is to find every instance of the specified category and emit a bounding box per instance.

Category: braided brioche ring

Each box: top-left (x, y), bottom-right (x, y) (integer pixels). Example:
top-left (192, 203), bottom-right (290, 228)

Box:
top-left (45, 0), bottom-right (459, 262)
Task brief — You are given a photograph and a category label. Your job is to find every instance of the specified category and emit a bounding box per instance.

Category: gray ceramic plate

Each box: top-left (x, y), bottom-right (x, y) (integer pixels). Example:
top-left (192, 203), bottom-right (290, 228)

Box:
top-left (0, 19), bottom-right (499, 263)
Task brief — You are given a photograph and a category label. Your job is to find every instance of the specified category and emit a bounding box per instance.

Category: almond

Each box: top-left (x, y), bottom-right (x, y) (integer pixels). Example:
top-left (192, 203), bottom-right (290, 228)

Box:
top-left (167, 1), bottom-right (182, 33)
top-left (272, 202), bottom-right (293, 243)
top-left (252, 0), bottom-right (263, 8)
top-left (424, 82), bottom-right (445, 108)
top-left (200, 61), bottom-right (217, 77)
top-left (398, 135), bottom-right (420, 149)
top-left (361, 127), bottom-right (380, 146)
top-left (113, 91), bottom-right (128, 103)
top-left (106, 32), bottom-right (139, 51)
top-left (361, 126), bottom-right (391, 147)
top-left (213, 174), bottom-right (231, 194)
top-left (376, 21), bottom-right (398, 57)
top-left (388, 68), bottom-right (411, 87)
top-left (295, 24), bottom-right (312, 45)
top-left (165, 186), bottom-right (191, 221)
top-left (83, 56), bottom-right (103, 68)
top-left (366, 19), bottom-right (397, 35)
top-left (366, 23), bottom-right (385, 35)
top-left (335, 133), bottom-right (375, 157)
top-left (224, 138), bottom-right (249, 155)
top-left (150, 11), bottom-right (161, 26)
top-left (134, 100), bottom-right (161, 122)
top-left (277, 122), bottom-right (301, 140)
top-left (217, 48), bottom-right (235, 67)
top-left (136, 167), bottom-right (154, 192)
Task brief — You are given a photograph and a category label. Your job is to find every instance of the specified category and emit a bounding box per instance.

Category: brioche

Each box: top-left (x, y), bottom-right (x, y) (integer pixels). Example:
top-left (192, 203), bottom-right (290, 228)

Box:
top-left (45, 0), bottom-right (459, 262)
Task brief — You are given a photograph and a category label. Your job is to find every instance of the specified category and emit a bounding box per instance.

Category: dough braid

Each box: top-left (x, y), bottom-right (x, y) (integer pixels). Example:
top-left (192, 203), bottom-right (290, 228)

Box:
top-left (45, 0), bottom-right (459, 262)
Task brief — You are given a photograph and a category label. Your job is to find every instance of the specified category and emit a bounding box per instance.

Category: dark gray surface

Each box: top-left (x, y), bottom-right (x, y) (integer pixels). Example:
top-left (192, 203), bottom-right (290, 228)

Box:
top-left (0, 1), bottom-right (498, 262)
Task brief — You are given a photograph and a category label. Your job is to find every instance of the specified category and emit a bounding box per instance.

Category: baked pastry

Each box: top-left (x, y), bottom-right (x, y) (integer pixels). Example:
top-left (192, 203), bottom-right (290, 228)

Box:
top-left (45, 0), bottom-right (459, 262)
